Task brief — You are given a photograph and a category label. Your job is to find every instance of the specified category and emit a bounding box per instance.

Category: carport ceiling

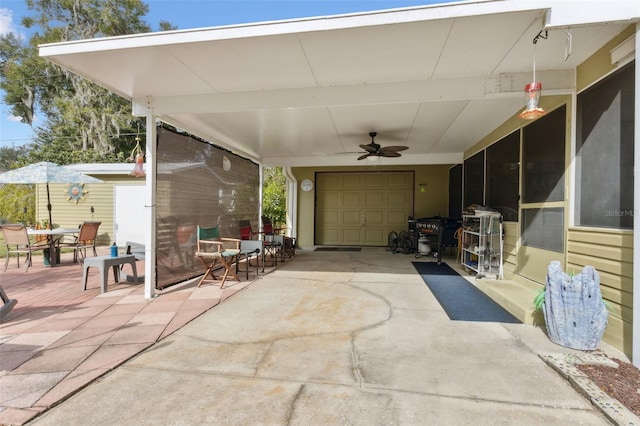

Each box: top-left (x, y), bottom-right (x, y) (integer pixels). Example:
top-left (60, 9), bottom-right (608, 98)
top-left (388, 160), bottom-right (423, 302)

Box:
top-left (39, 0), bottom-right (637, 167)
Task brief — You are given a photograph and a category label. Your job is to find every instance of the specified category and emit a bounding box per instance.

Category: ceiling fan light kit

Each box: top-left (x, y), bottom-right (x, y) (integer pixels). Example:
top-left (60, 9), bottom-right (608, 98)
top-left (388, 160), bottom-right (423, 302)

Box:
top-left (357, 132), bottom-right (408, 160)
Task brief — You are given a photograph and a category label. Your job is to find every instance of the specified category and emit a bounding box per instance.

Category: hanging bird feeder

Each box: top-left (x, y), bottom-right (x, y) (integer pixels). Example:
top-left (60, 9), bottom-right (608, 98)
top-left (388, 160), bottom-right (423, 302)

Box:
top-left (519, 30), bottom-right (547, 120)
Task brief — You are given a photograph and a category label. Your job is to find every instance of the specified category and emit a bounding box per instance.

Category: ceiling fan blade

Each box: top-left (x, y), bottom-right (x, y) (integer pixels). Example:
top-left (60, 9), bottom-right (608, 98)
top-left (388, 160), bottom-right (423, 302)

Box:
top-left (357, 153), bottom-right (372, 160)
top-left (380, 151), bottom-right (402, 158)
top-left (359, 144), bottom-right (378, 153)
top-left (380, 145), bottom-right (409, 153)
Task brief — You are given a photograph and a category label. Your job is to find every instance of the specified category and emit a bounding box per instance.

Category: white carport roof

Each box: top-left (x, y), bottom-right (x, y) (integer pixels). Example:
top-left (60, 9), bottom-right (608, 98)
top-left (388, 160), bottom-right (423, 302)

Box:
top-left (39, 0), bottom-right (638, 167)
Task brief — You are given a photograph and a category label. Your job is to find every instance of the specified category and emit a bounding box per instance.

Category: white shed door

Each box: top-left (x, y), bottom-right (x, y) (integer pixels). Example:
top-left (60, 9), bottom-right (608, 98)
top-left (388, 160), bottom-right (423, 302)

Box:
top-left (114, 185), bottom-right (146, 246)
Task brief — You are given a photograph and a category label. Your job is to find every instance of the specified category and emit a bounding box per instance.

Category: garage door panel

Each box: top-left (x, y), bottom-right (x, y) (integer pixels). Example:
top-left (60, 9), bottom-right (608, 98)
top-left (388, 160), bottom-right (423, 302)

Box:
top-left (365, 173), bottom-right (385, 187)
top-left (364, 228), bottom-right (384, 244)
top-left (389, 191), bottom-right (410, 206)
top-left (343, 228), bottom-right (363, 243)
top-left (318, 228), bottom-right (340, 244)
top-left (319, 174), bottom-right (344, 188)
top-left (388, 172), bottom-right (412, 187)
top-left (322, 191), bottom-right (342, 207)
top-left (343, 192), bottom-right (363, 207)
top-left (318, 211), bottom-right (340, 225)
top-left (343, 174), bottom-right (364, 187)
top-left (365, 210), bottom-right (384, 226)
top-left (343, 211), bottom-right (361, 225)
top-left (365, 192), bottom-right (384, 207)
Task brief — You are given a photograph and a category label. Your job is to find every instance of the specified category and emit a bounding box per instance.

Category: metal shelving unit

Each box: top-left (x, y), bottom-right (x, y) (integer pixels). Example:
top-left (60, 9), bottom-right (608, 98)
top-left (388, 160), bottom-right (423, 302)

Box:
top-left (461, 213), bottom-right (503, 279)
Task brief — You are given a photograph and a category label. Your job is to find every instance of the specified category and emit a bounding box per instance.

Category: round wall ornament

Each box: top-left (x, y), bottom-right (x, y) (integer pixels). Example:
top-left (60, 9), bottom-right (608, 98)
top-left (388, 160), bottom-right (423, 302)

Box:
top-left (66, 183), bottom-right (89, 204)
top-left (301, 179), bottom-right (313, 192)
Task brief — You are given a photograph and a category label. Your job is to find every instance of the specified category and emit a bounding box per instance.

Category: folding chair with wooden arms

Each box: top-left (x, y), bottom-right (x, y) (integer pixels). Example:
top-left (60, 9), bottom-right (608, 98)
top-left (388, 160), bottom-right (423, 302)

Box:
top-left (195, 225), bottom-right (241, 288)
top-left (58, 221), bottom-right (101, 263)
top-left (1, 224), bottom-right (48, 272)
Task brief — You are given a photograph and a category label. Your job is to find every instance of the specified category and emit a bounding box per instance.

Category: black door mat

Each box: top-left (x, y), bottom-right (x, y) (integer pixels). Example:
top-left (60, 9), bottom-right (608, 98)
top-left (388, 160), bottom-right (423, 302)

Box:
top-left (413, 261), bottom-right (520, 323)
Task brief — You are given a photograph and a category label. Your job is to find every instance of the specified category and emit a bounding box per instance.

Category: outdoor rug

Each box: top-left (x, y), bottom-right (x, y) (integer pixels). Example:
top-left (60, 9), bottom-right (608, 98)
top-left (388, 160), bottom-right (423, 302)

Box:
top-left (314, 247), bottom-right (362, 252)
top-left (413, 262), bottom-right (521, 323)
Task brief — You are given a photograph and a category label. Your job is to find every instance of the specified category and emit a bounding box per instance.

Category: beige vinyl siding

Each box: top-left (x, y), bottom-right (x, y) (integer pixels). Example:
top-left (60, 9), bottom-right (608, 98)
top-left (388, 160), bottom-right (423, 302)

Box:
top-left (37, 177), bottom-right (144, 247)
top-left (567, 227), bottom-right (633, 356)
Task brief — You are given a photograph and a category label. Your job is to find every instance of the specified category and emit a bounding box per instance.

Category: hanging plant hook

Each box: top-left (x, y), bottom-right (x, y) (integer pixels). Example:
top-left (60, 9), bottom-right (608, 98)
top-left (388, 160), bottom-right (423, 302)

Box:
top-left (533, 29), bottom-right (548, 44)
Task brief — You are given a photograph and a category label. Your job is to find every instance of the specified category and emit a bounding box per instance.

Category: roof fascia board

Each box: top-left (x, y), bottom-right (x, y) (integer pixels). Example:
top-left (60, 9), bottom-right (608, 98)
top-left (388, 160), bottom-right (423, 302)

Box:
top-left (136, 70), bottom-right (573, 116)
top-left (545, 1), bottom-right (640, 29)
top-left (39, 0), bottom-right (551, 57)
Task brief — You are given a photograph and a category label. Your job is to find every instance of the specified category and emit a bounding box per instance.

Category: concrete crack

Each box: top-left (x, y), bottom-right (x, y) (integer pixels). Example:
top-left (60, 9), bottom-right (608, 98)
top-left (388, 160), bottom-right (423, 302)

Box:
top-left (351, 333), bottom-right (364, 387)
top-left (285, 383), bottom-right (305, 425)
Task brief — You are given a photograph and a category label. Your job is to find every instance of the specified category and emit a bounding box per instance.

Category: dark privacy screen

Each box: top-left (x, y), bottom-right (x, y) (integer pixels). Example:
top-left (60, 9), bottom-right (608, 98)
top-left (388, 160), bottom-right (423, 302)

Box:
top-left (155, 126), bottom-right (259, 289)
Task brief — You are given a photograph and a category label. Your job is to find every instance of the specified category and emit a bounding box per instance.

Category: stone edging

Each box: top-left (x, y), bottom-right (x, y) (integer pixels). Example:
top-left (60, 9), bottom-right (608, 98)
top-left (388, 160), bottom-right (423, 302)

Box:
top-left (539, 352), bottom-right (639, 426)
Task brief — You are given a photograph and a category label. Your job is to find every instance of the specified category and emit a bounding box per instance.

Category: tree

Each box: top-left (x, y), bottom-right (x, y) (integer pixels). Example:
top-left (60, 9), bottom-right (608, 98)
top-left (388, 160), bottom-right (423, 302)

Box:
top-left (0, 145), bottom-right (30, 170)
top-left (0, 184), bottom-right (34, 224)
top-left (0, 0), bottom-right (173, 164)
top-left (0, 146), bottom-right (35, 224)
top-left (263, 167), bottom-right (286, 227)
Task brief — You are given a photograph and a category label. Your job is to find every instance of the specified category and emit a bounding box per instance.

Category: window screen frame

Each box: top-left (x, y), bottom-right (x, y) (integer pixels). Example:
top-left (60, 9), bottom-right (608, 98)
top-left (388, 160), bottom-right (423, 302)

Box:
top-left (574, 60), bottom-right (634, 230)
top-left (521, 105), bottom-right (566, 204)
top-left (463, 150), bottom-right (485, 207)
top-left (486, 130), bottom-right (520, 221)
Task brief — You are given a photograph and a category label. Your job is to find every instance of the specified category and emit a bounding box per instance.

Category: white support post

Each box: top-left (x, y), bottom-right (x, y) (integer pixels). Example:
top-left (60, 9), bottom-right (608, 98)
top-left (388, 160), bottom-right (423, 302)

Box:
top-left (284, 167), bottom-right (298, 240)
top-left (259, 164), bottom-right (264, 230)
top-left (632, 23), bottom-right (640, 367)
top-left (144, 114), bottom-right (157, 300)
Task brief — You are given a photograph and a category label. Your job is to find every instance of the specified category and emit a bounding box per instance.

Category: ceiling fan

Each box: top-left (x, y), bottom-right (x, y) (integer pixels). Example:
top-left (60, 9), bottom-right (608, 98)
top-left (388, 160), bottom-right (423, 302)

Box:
top-left (357, 132), bottom-right (408, 160)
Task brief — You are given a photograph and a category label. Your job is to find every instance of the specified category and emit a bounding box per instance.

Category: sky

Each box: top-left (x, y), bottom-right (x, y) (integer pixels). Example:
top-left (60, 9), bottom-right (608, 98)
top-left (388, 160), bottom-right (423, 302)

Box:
top-left (0, 0), bottom-right (455, 149)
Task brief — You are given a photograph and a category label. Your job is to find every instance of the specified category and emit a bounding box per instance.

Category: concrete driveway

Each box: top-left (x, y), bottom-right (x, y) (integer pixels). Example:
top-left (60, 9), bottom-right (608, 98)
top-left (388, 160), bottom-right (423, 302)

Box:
top-left (28, 248), bottom-right (621, 425)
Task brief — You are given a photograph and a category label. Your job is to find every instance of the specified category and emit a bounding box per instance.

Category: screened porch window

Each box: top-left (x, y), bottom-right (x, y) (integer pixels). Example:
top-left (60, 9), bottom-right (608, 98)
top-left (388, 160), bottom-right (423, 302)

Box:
top-left (464, 150), bottom-right (484, 207)
top-left (521, 105), bottom-right (566, 203)
top-left (486, 131), bottom-right (520, 221)
top-left (575, 61), bottom-right (634, 229)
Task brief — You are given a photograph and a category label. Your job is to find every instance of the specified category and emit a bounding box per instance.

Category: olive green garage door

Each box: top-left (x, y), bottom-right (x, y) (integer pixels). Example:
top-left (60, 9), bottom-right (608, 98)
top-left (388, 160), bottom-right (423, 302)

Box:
top-left (315, 171), bottom-right (414, 246)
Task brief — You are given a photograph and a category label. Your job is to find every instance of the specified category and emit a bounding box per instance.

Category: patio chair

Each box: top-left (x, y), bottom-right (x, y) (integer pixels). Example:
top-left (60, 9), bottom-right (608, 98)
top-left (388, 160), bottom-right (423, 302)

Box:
top-left (195, 225), bottom-right (241, 288)
top-left (1, 224), bottom-right (48, 272)
top-left (58, 221), bottom-right (101, 263)
top-left (237, 219), bottom-right (258, 240)
top-left (252, 217), bottom-right (282, 267)
top-left (236, 239), bottom-right (263, 279)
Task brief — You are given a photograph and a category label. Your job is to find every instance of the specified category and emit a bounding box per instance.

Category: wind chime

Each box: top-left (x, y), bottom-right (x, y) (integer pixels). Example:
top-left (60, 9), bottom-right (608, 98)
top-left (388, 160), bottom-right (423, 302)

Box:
top-left (519, 30), bottom-right (548, 120)
top-left (129, 126), bottom-right (146, 178)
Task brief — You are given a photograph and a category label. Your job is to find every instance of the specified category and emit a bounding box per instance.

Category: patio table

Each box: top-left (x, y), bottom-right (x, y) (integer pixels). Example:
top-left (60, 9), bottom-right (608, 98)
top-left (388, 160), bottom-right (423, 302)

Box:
top-left (27, 227), bottom-right (79, 267)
